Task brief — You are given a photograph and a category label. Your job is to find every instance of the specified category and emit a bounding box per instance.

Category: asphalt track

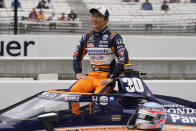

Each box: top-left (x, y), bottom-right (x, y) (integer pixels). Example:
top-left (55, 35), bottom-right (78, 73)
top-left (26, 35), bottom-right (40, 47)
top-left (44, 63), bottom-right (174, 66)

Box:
top-left (55, 125), bottom-right (196, 131)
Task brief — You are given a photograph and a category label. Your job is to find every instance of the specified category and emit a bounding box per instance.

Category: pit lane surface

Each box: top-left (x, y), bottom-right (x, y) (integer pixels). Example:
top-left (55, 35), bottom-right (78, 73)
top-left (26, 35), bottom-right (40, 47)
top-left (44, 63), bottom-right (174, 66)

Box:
top-left (55, 125), bottom-right (196, 131)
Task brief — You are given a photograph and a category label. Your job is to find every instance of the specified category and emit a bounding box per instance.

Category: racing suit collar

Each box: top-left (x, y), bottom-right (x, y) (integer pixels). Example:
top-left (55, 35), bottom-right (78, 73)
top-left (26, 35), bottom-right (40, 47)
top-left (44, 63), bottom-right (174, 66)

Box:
top-left (93, 26), bottom-right (109, 36)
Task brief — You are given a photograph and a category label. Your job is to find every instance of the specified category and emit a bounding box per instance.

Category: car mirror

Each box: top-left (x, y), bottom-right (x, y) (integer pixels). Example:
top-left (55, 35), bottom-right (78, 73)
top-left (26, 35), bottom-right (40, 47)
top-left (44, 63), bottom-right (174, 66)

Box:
top-left (38, 112), bottom-right (58, 131)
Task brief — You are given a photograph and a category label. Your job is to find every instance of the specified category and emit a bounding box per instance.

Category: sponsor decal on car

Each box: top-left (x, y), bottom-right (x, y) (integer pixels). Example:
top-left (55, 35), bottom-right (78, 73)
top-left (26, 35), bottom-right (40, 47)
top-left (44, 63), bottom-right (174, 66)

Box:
top-left (109, 97), bottom-right (114, 101)
top-left (69, 95), bottom-right (80, 101)
top-left (64, 95), bottom-right (81, 102)
top-left (163, 104), bottom-right (196, 114)
top-left (147, 91), bottom-right (152, 97)
top-left (167, 107), bottom-right (196, 114)
top-left (64, 96), bottom-right (68, 101)
top-left (92, 96), bottom-right (99, 102)
top-left (123, 109), bottom-right (135, 114)
top-left (111, 115), bottom-right (121, 121)
top-left (170, 114), bottom-right (196, 124)
top-left (100, 96), bottom-right (108, 105)
top-left (162, 104), bottom-right (184, 108)
top-left (39, 92), bottom-right (58, 99)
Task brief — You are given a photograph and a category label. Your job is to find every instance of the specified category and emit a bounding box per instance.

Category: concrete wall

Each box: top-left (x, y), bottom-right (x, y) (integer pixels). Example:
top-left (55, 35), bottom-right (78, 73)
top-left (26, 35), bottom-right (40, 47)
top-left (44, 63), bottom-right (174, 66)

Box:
top-left (0, 35), bottom-right (196, 58)
top-left (0, 80), bottom-right (195, 110)
top-left (0, 58), bottom-right (196, 79)
top-left (0, 35), bottom-right (196, 79)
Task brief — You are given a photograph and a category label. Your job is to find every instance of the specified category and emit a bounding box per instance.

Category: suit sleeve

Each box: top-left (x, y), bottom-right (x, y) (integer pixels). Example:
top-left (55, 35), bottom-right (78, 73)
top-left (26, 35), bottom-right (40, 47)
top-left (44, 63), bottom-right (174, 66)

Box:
top-left (72, 34), bottom-right (86, 74)
top-left (109, 34), bottom-right (129, 79)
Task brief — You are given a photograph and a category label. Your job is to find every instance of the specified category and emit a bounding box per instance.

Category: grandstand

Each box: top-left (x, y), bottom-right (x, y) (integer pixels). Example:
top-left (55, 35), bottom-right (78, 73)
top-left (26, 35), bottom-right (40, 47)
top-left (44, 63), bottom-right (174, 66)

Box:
top-left (83, 0), bottom-right (196, 35)
top-left (0, 0), bottom-right (81, 34)
top-left (0, 0), bottom-right (196, 35)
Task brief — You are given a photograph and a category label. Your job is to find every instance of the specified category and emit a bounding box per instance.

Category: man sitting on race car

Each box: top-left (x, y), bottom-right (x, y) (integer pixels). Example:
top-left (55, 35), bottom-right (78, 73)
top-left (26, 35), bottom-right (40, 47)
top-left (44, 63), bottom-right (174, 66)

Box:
top-left (70, 5), bottom-right (129, 115)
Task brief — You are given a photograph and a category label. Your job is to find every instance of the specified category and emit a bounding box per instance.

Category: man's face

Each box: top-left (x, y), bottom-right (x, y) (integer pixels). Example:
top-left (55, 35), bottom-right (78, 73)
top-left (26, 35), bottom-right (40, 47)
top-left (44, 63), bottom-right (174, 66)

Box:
top-left (91, 11), bottom-right (108, 31)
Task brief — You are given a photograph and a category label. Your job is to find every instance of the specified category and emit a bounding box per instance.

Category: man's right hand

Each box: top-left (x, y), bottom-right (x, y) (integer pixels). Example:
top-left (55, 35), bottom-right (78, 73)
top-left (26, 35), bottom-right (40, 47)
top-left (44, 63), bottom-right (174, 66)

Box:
top-left (76, 73), bottom-right (88, 80)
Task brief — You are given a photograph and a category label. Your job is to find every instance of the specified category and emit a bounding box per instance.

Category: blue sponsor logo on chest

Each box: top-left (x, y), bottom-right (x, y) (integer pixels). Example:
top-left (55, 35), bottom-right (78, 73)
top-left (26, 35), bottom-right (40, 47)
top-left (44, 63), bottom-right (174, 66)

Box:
top-left (87, 49), bottom-right (109, 54)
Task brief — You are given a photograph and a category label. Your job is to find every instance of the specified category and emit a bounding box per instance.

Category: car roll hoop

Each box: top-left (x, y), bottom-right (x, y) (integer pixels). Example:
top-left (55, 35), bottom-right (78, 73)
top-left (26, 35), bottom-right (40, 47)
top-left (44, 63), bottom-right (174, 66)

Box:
top-left (123, 64), bottom-right (146, 78)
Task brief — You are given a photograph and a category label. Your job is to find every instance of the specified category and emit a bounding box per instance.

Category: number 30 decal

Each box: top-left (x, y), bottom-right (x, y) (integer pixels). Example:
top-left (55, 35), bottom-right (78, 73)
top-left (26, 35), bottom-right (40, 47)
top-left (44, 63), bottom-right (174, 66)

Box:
top-left (122, 78), bottom-right (144, 92)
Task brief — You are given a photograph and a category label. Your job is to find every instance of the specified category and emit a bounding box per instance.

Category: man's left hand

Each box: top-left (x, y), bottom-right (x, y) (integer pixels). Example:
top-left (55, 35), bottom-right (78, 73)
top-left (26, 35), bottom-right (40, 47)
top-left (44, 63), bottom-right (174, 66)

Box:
top-left (100, 78), bottom-right (114, 86)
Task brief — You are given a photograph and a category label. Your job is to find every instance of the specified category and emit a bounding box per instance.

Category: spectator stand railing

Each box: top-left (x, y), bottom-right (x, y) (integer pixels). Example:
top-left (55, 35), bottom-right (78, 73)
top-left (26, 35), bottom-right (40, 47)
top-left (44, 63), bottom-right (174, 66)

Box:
top-left (0, 0), bottom-right (196, 34)
top-left (0, 7), bottom-right (82, 33)
top-left (83, 0), bottom-right (196, 35)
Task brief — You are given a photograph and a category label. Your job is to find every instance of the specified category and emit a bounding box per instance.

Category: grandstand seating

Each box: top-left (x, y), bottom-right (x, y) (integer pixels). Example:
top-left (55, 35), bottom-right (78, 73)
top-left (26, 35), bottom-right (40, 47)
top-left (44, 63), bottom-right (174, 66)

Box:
top-left (0, 0), bottom-right (82, 34)
top-left (2, 0), bottom-right (72, 19)
top-left (83, 0), bottom-right (196, 23)
top-left (83, 0), bottom-right (196, 34)
top-left (0, 0), bottom-right (196, 34)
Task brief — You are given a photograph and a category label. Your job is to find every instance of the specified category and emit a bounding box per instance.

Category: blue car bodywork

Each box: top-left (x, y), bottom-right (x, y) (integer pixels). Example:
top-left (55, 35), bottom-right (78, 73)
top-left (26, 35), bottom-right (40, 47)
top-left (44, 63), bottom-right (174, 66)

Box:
top-left (0, 70), bottom-right (195, 131)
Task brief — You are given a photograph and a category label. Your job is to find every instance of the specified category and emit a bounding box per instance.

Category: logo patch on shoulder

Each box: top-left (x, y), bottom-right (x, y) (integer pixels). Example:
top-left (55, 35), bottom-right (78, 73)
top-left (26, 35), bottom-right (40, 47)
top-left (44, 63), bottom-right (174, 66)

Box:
top-left (118, 51), bottom-right (125, 56)
top-left (74, 51), bottom-right (78, 56)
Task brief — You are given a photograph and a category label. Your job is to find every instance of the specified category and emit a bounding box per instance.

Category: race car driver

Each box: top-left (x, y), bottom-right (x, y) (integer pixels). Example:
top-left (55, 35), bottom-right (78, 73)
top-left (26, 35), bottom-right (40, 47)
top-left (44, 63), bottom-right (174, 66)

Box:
top-left (70, 5), bottom-right (129, 115)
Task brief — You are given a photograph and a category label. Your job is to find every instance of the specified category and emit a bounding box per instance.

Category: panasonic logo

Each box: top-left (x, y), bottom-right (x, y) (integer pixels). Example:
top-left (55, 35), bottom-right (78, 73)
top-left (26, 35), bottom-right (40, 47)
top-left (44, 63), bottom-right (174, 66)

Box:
top-left (87, 49), bottom-right (109, 54)
top-left (170, 114), bottom-right (196, 124)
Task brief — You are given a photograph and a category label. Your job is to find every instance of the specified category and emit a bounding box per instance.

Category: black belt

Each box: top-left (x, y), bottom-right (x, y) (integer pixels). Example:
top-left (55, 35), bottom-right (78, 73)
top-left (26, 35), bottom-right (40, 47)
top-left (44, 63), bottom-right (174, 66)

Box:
top-left (91, 68), bottom-right (110, 72)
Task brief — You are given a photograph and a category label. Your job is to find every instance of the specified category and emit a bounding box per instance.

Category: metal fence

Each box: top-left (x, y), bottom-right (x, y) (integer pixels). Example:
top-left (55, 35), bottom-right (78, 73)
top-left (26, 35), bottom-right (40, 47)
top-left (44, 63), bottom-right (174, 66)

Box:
top-left (0, 1), bottom-right (196, 35)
